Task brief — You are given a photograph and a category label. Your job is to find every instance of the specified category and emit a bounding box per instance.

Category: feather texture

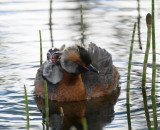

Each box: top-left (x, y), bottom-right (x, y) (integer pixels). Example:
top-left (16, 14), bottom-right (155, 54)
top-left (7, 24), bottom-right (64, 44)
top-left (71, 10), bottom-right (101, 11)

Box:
top-left (34, 43), bottom-right (119, 101)
top-left (81, 43), bottom-right (114, 97)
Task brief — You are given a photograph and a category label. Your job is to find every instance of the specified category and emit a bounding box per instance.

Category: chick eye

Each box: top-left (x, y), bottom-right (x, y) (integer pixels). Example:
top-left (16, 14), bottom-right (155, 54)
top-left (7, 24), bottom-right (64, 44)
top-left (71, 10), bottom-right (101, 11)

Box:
top-left (52, 56), bottom-right (56, 61)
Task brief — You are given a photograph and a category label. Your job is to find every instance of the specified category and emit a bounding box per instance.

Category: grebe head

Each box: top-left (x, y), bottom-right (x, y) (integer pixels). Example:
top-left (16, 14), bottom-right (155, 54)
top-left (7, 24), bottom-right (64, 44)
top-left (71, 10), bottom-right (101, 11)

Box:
top-left (60, 45), bottom-right (99, 74)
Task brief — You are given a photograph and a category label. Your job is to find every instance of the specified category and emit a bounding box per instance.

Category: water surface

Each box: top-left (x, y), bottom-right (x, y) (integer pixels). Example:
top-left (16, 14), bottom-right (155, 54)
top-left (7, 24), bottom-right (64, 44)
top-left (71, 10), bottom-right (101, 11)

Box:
top-left (0, 0), bottom-right (160, 129)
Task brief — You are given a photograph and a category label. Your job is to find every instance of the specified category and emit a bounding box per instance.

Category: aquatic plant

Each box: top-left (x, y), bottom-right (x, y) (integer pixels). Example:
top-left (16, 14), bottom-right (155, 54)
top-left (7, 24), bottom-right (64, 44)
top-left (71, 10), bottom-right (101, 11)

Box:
top-left (24, 85), bottom-right (30, 130)
top-left (60, 107), bottom-right (64, 117)
top-left (82, 117), bottom-right (88, 130)
top-left (80, 5), bottom-right (85, 47)
top-left (142, 87), bottom-right (151, 129)
top-left (126, 104), bottom-right (131, 130)
top-left (142, 13), bottom-right (152, 87)
top-left (39, 30), bottom-right (43, 66)
top-left (151, 0), bottom-right (158, 128)
top-left (137, 0), bottom-right (142, 49)
top-left (44, 80), bottom-right (49, 129)
top-left (126, 22), bottom-right (136, 105)
top-left (141, 13), bottom-right (152, 130)
top-left (126, 22), bottom-right (136, 130)
top-left (49, 0), bottom-right (54, 47)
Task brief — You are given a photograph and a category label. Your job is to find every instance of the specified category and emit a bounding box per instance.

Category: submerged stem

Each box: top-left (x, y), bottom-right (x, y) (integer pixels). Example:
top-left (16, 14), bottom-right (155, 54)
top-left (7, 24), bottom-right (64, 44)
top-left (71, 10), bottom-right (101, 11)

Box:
top-left (126, 22), bottom-right (136, 130)
top-left (44, 80), bottom-right (49, 129)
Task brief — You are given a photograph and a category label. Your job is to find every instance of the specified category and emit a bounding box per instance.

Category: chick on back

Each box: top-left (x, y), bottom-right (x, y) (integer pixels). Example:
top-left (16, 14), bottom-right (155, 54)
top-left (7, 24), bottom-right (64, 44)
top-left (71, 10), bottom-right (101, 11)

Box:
top-left (34, 43), bottom-right (120, 101)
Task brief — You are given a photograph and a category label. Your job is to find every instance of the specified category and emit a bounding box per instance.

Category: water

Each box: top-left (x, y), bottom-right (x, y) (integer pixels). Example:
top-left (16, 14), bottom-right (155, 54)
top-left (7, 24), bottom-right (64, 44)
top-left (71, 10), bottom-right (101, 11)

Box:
top-left (0, 0), bottom-right (160, 129)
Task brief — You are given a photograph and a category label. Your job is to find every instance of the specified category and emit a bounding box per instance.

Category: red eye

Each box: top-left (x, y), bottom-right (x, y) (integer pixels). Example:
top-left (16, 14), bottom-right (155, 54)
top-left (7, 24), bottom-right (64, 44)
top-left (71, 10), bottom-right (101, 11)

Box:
top-left (52, 56), bottom-right (56, 61)
top-left (76, 61), bottom-right (81, 64)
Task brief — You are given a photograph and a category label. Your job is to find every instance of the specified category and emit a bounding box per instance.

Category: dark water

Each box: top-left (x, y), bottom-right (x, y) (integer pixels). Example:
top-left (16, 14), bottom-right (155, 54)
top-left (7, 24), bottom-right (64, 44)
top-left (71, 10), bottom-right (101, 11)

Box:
top-left (0, 0), bottom-right (160, 129)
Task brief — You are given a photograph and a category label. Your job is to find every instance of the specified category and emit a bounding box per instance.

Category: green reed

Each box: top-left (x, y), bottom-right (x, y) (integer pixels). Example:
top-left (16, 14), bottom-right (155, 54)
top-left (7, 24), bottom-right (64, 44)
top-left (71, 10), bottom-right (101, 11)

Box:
top-left (141, 13), bottom-right (152, 130)
top-left (142, 87), bottom-right (151, 129)
top-left (82, 117), bottom-right (88, 130)
top-left (44, 80), bottom-right (49, 129)
top-left (39, 30), bottom-right (43, 66)
top-left (49, 0), bottom-right (54, 47)
top-left (126, 104), bottom-right (131, 130)
top-left (142, 13), bottom-right (152, 87)
top-left (49, 0), bottom-right (52, 30)
top-left (24, 85), bottom-right (30, 130)
top-left (127, 22), bottom-right (136, 105)
top-left (60, 107), bottom-right (64, 117)
top-left (126, 22), bottom-right (136, 130)
top-left (80, 5), bottom-right (85, 47)
top-left (151, 0), bottom-right (158, 129)
top-left (137, 0), bottom-right (142, 49)
top-left (60, 107), bottom-right (64, 124)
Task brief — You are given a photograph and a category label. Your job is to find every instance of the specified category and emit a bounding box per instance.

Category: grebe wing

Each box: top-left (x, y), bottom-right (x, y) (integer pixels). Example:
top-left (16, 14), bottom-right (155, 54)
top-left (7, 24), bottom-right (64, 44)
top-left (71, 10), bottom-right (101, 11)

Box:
top-left (88, 42), bottom-right (113, 78)
top-left (82, 43), bottom-right (113, 94)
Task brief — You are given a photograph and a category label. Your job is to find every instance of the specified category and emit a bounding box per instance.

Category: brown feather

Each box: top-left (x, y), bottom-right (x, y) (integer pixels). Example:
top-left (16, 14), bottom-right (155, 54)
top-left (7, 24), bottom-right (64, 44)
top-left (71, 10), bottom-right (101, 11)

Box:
top-left (54, 69), bottom-right (87, 101)
top-left (91, 65), bottom-right (120, 98)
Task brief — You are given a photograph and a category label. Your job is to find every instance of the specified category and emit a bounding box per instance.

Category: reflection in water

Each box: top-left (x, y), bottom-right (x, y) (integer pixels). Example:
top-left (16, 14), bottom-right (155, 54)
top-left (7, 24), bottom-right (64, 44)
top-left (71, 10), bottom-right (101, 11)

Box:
top-left (34, 87), bottom-right (120, 130)
top-left (142, 88), bottom-right (151, 129)
top-left (49, 0), bottom-right (54, 48)
top-left (137, 0), bottom-right (142, 49)
top-left (80, 5), bottom-right (85, 46)
top-left (126, 104), bottom-right (131, 130)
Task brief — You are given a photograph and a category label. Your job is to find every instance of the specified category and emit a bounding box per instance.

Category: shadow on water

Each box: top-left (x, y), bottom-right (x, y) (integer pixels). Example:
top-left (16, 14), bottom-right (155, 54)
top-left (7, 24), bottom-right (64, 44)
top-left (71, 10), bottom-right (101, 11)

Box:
top-left (34, 87), bottom-right (120, 130)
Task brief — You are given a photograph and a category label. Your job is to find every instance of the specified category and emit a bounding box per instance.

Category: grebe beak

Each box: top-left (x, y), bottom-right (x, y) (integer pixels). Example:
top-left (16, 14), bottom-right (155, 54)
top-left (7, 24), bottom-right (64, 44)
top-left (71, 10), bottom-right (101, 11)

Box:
top-left (86, 64), bottom-right (99, 73)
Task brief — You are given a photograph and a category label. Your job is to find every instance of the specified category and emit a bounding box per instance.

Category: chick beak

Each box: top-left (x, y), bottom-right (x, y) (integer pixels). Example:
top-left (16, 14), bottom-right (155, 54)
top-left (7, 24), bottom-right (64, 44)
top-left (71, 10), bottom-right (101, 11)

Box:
top-left (86, 64), bottom-right (99, 73)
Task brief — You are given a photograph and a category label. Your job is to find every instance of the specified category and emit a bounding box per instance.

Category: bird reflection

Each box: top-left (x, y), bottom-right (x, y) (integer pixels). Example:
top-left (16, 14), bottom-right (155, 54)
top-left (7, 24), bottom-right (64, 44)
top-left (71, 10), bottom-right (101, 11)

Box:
top-left (34, 86), bottom-right (120, 130)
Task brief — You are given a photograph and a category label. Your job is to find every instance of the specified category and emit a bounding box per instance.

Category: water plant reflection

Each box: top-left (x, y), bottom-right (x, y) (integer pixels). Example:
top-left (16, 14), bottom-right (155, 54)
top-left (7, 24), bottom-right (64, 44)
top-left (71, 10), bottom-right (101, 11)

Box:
top-left (34, 87), bottom-right (120, 130)
top-left (137, 0), bottom-right (142, 49)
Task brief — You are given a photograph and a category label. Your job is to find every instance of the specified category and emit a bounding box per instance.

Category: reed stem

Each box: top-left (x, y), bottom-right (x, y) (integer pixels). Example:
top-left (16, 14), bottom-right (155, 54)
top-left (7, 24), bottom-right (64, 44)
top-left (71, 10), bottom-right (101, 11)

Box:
top-left (126, 22), bottom-right (136, 130)
top-left (60, 107), bottom-right (64, 117)
top-left (82, 117), bottom-right (88, 130)
top-left (137, 0), bottom-right (142, 49)
top-left (24, 85), bottom-right (29, 130)
top-left (126, 104), bottom-right (132, 130)
top-left (151, 0), bottom-right (158, 129)
top-left (80, 5), bottom-right (85, 47)
top-left (127, 22), bottom-right (136, 105)
top-left (44, 80), bottom-right (49, 129)
top-left (141, 13), bottom-right (152, 130)
top-left (49, 0), bottom-right (54, 47)
top-left (142, 88), bottom-right (151, 129)
top-left (39, 30), bottom-right (43, 66)
top-left (142, 13), bottom-right (152, 87)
